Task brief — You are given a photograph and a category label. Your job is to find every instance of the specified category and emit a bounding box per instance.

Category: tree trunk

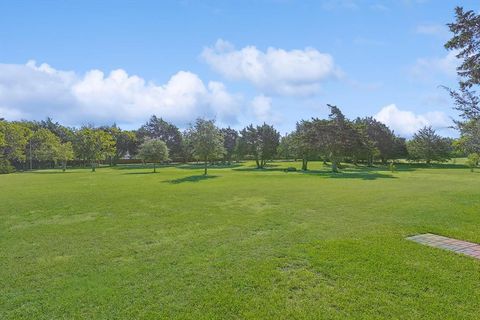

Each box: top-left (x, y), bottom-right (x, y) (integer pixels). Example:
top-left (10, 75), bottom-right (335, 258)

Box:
top-left (302, 158), bottom-right (308, 171)
top-left (153, 162), bottom-right (156, 173)
top-left (204, 157), bottom-right (208, 175)
top-left (331, 160), bottom-right (339, 173)
top-left (255, 158), bottom-right (260, 169)
top-left (367, 154), bottom-right (373, 167)
top-left (91, 161), bottom-right (96, 172)
top-left (62, 161), bottom-right (66, 172)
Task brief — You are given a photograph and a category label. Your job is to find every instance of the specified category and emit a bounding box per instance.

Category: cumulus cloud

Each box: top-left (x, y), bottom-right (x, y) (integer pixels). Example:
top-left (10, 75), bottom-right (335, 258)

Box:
top-left (250, 95), bottom-right (276, 123)
top-left (0, 61), bottom-right (240, 126)
top-left (201, 39), bottom-right (339, 96)
top-left (374, 104), bottom-right (451, 136)
top-left (409, 51), bottom-right (458, 81)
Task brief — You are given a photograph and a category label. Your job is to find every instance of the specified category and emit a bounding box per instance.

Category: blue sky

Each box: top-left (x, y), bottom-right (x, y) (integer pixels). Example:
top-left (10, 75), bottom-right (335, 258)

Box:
top-left (0, 0), bottom-right (478, 136)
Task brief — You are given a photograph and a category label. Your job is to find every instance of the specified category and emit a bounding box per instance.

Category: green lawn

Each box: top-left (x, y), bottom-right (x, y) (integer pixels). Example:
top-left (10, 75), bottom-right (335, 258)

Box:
top-left (1, 161), bottom-right (479, 319)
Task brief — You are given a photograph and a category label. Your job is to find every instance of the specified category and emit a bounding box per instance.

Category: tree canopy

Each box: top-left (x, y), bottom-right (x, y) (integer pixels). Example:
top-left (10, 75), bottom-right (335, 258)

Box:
top-left (407, 127), bottom-right (452, 164)
top-left (138, 139), bottom-right (169, 173)
top-left (189, 118), bottom-right (225, 175)
top-left (138, 116), bottom-right (183, 160)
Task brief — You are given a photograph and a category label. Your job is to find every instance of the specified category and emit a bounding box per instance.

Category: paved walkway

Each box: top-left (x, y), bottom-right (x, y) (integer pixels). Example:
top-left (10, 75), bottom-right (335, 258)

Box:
top-left (407, 233), bottom-right (480, 260)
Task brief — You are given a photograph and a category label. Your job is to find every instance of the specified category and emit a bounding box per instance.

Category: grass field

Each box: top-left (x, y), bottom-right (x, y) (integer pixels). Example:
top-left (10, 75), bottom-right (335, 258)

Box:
top-left (1, 161), bottom-right (480, 319)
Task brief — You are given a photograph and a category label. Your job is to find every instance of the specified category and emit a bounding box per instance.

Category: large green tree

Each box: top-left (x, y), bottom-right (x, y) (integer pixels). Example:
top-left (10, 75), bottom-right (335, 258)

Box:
top-left (445, 7), bottom-right (480, 154)
top-left (407, 127), bottom-right (452, 164)
top-left (220, 127), bottom-right (238, 163)
top-left (137, 139), bottom-right (169, 173)
top-left (354, 117), bottom-right (406, 165)
top-left (278, 133), bottom-right (297, 161)
top-left (56, 142), bottom-right (75, 172)
top-left (75, 128), bottom-right (116, 172)
top-left (238, 123), bottom-right (280, 169)
top-left (292, 120), bottom-right (318, 171)
top-left (100, 125), bottom-right (138, 164)
top-left (30, 128), bottom-right (62, 167)
top-left (189, 118), bottom-right (225, 175)
top-left (314, 105), bottom-right (359, 172)
top-left (137, 116), bottom-right (183, 160)
top-left (0, 121), bottom-right (31, 167)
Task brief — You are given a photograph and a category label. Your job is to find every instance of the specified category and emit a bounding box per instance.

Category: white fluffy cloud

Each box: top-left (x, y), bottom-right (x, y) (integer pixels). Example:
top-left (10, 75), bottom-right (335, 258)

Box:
top-left (250, 95), bottom-right (274, 122)
top-left (201, 39), bottom-right (339, 96)
top-left (374, 104), bottom-right (451, 136)
top-left (410, 51), bottom-right (458, 81)
top-left (0, 61), bottom-right (240, 126)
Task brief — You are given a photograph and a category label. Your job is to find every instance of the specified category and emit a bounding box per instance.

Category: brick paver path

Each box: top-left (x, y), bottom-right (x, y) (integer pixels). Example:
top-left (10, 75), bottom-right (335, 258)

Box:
top-left (407, 233), bottom-right (480, 260)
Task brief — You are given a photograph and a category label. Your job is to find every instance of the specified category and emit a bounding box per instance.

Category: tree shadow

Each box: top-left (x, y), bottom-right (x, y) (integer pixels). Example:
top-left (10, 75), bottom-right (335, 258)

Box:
top-left (402, 163), bottom-right (468, 170)
top-left (123, 171), bottom-right (157, 175)
top-left (177, 163), bottom-right (243, 170)
top-left (233, 167), bottom-right (287, 172)
top-left (27, 171), bottom-right (81, 174)
top-left (113, 163), bottom-right (177, 170)
top-left (301, 170), bottom-right (396, 180)
top-left (164, 175), bottom-right (219, 184)
top-left (350, 164), bottom-right (416, 172)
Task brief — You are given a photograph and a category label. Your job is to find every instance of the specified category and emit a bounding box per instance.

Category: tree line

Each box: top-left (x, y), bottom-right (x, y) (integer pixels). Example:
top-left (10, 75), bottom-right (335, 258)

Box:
top-left (2, 6), bottom-right (480, 175)
top-left (0, 107), bottom-right (459, 174)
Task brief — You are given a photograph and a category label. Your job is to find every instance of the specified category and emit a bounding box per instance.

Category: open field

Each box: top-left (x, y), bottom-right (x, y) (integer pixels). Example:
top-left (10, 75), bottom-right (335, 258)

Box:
top-left (1, 161), bottom-right (480, 319)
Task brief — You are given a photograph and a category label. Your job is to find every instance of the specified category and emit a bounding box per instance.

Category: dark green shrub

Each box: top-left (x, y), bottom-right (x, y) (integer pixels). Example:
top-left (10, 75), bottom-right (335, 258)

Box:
top-left (0, 158), bottom-right (15, 174)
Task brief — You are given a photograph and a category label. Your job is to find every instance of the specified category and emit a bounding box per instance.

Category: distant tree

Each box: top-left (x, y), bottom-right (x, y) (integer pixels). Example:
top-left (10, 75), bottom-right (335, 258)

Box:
top-left (179, 130), bottom-right (195, 163)
top-left (189, 118), bottom-right (225, 175)
top-left (75, 127), bottom-right (116, 172)
top-left (30, 128), bottom-right (62, 167)
top-left (56, 142), bottom-right (74, 172)
top-left (292, 120), bottom-right (317, 170)
top-left (39, 117), bottom-right (76, 143)
top-left (407, 127), bottom-right (452, 164)
top-left (0, 121), bottom-right (31, 167)
top-left (138, 139), bottom-right (169, 173)
top-left (314, 105), bottom-right (358, 172)
top-left (466, 153), bottom-right (479, 172)
top-left (100, 125), bottom-right (138, 164)
top-left (278, 133), bottom-right (297, 160)
top-left (238, 123), bottom-right (280, 169)
top-left (354, 117), bottom-right (400, 164)
top-left (220, 127), bottom-right (238, 163)
top-left (115, 130), bottom-right (138, 160)
top-left (137, 116), bottom-right (183, 160)
top-left (391, 136), bottom-right (409, 160)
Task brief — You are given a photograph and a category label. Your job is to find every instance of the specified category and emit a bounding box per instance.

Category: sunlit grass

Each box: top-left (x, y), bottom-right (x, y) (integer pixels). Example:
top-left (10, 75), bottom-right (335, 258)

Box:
top-left (1, 161), bottom-right (479, 319)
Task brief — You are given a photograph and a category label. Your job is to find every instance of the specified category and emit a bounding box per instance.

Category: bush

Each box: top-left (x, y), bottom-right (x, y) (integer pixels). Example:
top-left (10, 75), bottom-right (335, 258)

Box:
top-left (284, 167), bottom-right (297, 172)
top-left (0, 158), bottom-right (15, 174)
top-left (466, 153), bottom-right (479, 172)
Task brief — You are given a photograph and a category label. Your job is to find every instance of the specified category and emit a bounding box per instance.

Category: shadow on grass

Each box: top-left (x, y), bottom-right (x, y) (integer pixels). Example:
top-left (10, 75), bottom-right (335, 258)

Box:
top-left (113, 164), bottom-right (177, 170)
top-left (164, 175), bottom-right (219, 184)
top-left (27, 170), bottom-right (81, 174)
top-left (112, 163), bottom-right (244, 170)
top-left (123, 171), bottom-right (158, 175)
top-left (301, 170), bottom-right (396, 180)
top-left (177, 163), bottom-right (243, 170)
top-left (233, 167), bottom-right (287, 172)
